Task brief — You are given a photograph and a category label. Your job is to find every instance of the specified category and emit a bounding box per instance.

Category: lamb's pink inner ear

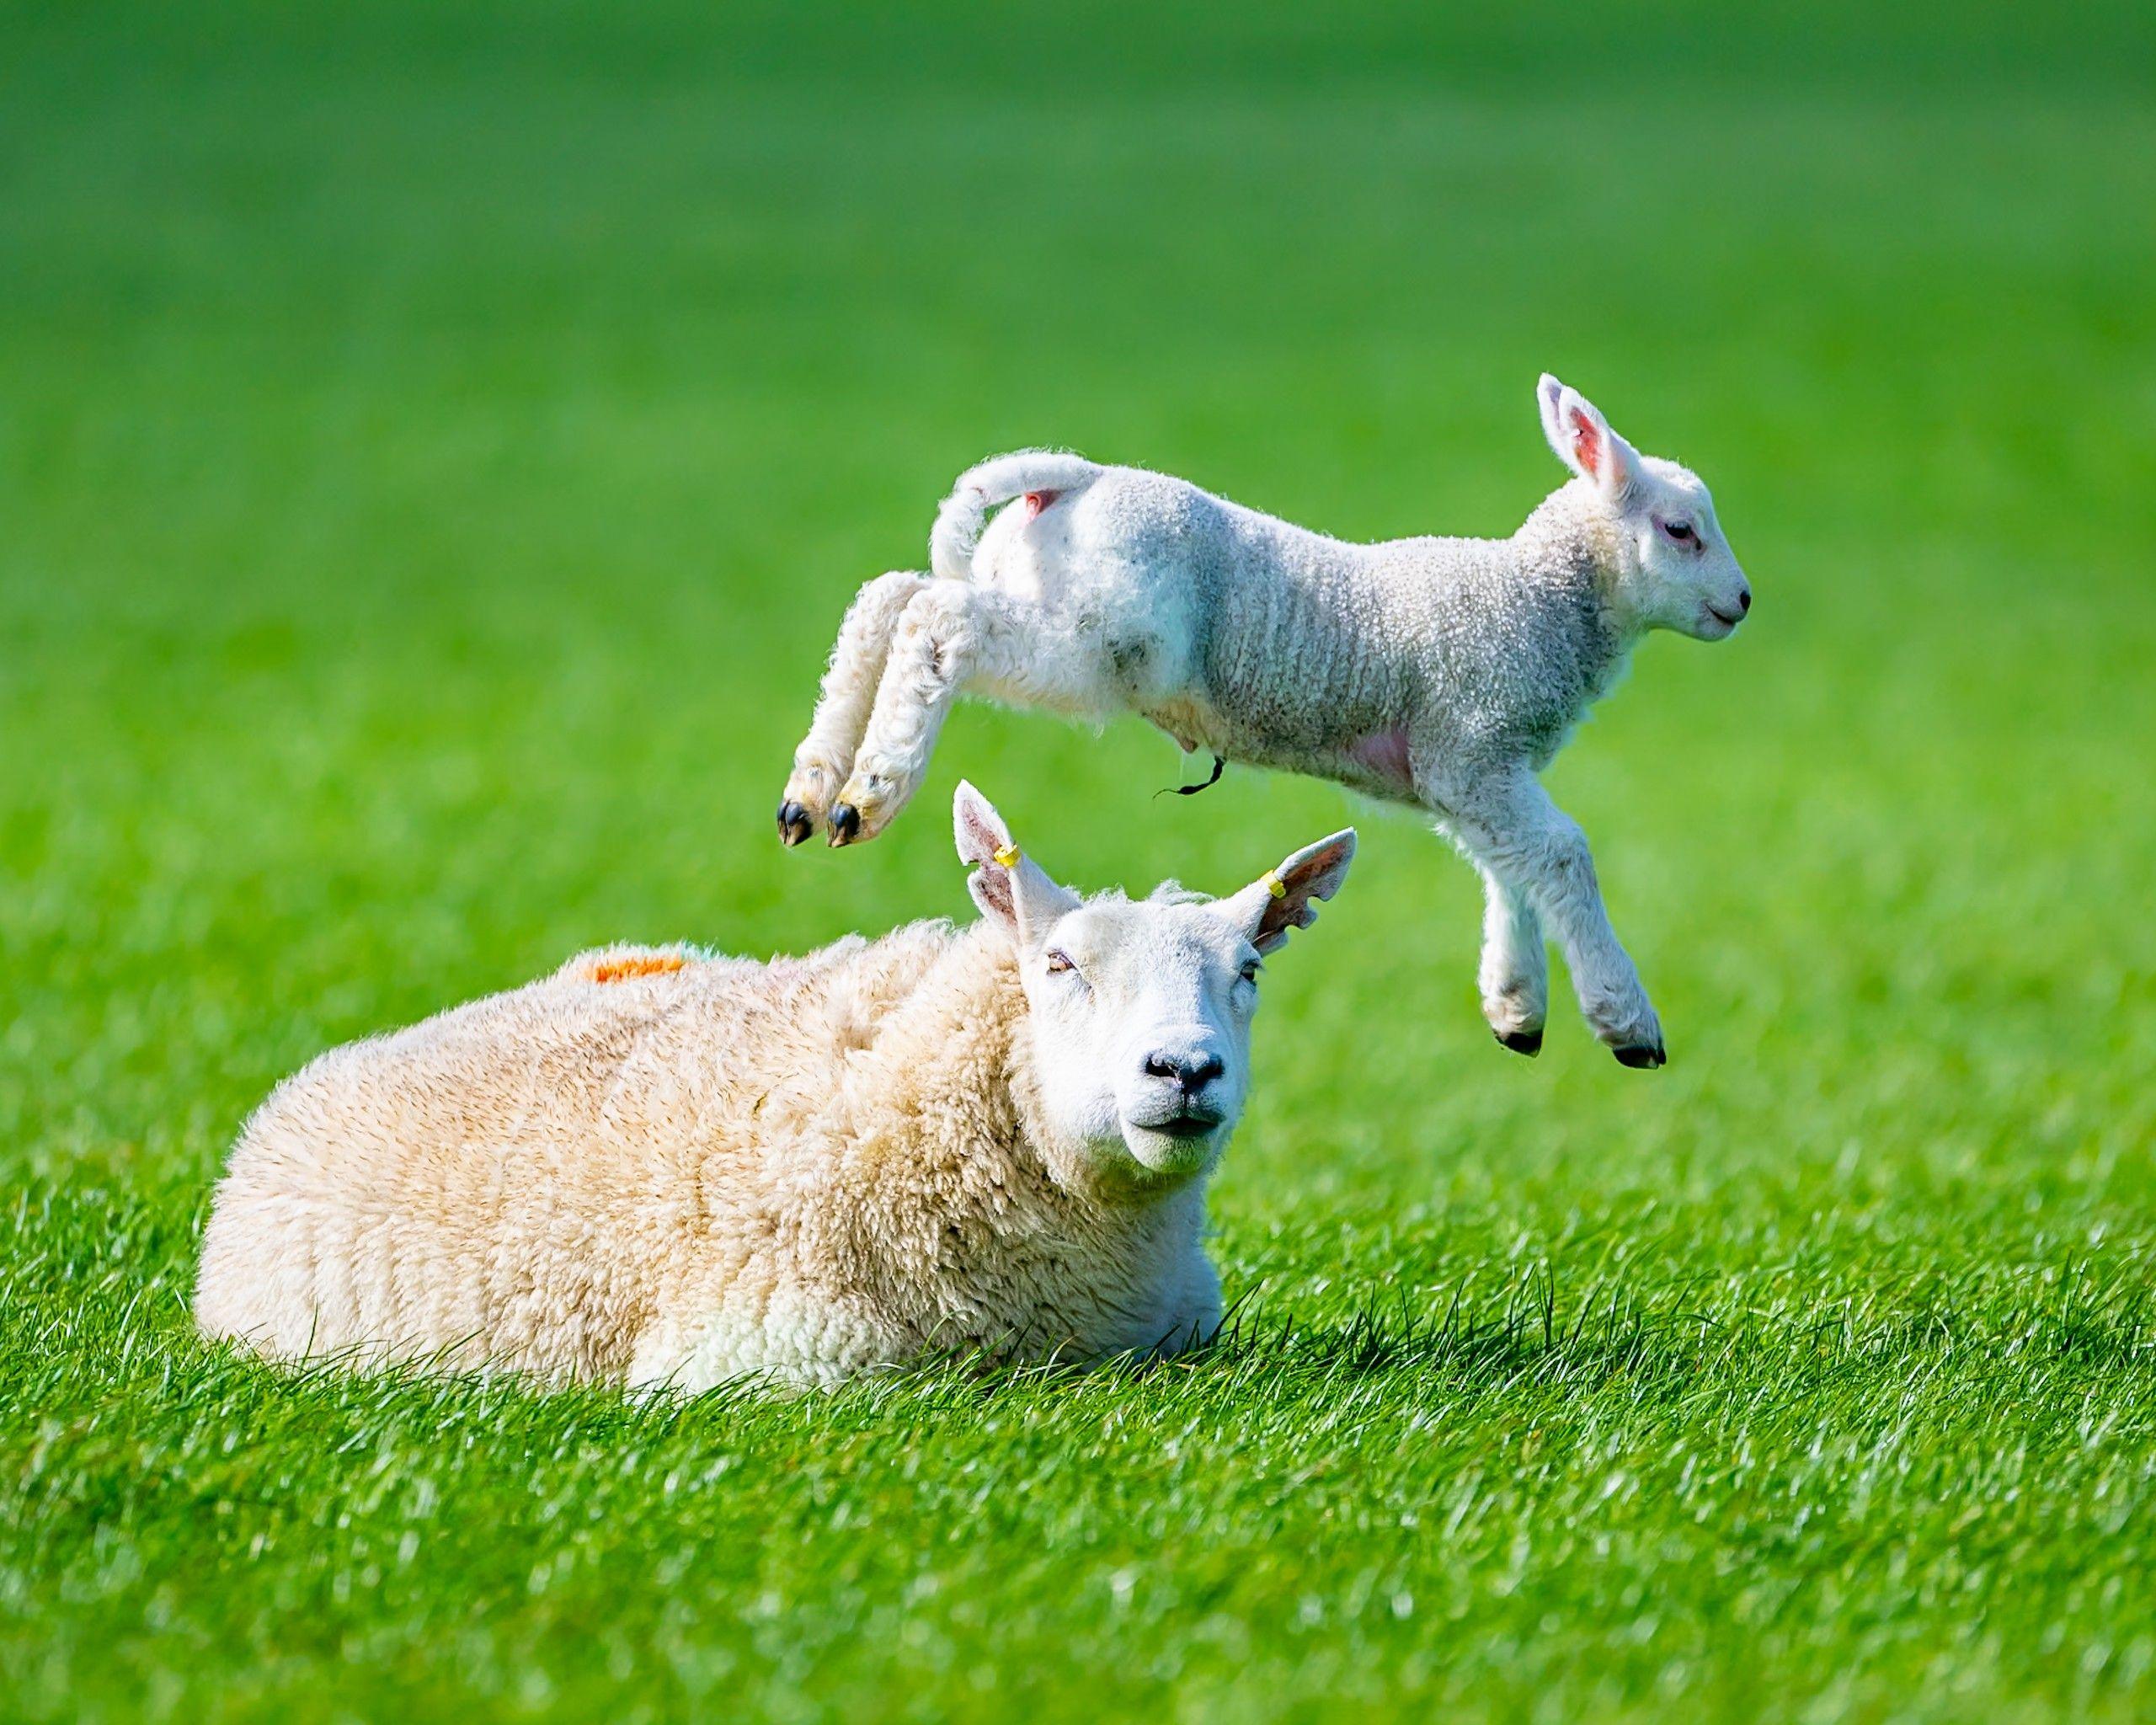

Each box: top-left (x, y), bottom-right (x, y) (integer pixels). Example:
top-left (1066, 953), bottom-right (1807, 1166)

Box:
top-left (1570, 407), bottom-right (1606, 483)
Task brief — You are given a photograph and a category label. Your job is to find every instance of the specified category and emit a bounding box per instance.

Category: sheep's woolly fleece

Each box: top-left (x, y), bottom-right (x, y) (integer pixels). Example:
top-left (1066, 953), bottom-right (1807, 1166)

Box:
top-left (195, 929), bottom-right (1219, 1391)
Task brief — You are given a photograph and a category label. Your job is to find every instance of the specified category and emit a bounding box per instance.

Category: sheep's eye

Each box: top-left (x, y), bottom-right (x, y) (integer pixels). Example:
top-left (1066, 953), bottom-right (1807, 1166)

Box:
top-left (1662, 518), bottom-right (1698, 544)
top-left (1239, 960), bottom-right (1262, 985)
top-left (1045, 949), bottom-right (1075, 975)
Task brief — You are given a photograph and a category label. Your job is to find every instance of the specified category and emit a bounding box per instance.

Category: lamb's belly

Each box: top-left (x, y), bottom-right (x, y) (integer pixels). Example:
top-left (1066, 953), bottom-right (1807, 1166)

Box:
top-left (1145, 693), bottom-right (1422, 805)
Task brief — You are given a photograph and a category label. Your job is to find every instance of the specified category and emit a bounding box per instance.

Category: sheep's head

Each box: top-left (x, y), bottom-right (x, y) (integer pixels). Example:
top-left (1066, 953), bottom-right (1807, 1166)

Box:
top-left (953, 782), bottom-right (1356, 1193)
top-left (1537, 373), bottom-right (1753, 642)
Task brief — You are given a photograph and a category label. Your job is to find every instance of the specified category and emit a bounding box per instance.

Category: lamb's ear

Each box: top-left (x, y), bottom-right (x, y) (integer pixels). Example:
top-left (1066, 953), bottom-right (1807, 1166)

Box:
top-left (1538, 374), bottom-right (1641, 503)
top-left (1537, 372), bottom-right (1571, 462)
top-left (953, 781), bottom-right (1079, 946)
top-left (1219, 828), bottom-right (1358, 956)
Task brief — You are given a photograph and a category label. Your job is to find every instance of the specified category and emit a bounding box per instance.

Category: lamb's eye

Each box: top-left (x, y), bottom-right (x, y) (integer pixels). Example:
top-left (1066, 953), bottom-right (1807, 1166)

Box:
top-left (1662, 518), bottom-right (1697, 544)
top-left (1239, 960), bottom-right (1262, 985)
top-left (1045, 949), bottom-right (1076, 975)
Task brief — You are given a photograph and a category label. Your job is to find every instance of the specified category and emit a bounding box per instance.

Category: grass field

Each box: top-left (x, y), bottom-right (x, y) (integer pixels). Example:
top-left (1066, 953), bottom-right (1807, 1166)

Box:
top-left (3, 3), bottom-right (2154, 1719)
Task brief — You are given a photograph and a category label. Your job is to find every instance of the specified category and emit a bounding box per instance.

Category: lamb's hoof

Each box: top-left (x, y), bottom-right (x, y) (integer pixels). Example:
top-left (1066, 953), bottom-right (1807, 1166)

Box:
top-left (1496, 1028), bottom-right (1544, 1058)
top-left (1613, 1041), bottom-right (1667, 1070)
top-left (827, 804), bottom-right (862, 847)
top-left (776, 800), bottom-right (815, 847)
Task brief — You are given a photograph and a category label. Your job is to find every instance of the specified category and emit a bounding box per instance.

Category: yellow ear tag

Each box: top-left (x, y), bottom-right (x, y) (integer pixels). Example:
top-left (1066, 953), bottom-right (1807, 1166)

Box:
top-left (1262, 868), bottom-right (1288, 900)
top-left (992, 844), bottom-right (1021, 868)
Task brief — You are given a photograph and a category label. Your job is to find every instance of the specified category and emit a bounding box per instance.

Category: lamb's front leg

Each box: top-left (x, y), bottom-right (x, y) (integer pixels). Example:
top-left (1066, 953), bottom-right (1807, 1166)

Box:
top-left (1476, 864), bottom-right (1549, 1057)
top-left (828, 585), bottom-right (1099, 845)
top-left (777, 570), bottom-right (933, 846)
top-left (1435, 766), bottom-right (1664, 1068)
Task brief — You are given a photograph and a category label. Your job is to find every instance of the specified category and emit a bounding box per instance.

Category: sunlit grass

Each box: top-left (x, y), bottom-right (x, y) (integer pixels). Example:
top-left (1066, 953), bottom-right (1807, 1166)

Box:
top-left (2, 3), bottom-right (2153, 1719)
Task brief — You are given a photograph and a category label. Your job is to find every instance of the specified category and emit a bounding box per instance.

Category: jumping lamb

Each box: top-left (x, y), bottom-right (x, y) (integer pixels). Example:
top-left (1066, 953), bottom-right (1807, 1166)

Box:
top-left (776, 376), bottom-right (1751, 1067)
top-left (194, 784), bottom-right (1356, 1391)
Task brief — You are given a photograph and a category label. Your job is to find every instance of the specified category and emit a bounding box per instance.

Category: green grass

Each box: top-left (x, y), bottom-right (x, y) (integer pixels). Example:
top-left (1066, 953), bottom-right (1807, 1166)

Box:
top-left (3, 3), bottom-right (2154, 1719)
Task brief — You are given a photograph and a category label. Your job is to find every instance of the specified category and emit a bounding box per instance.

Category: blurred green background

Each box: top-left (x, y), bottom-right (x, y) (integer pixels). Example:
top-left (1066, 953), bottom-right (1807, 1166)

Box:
top-left (3, 3), bottom-right (2153, 1720)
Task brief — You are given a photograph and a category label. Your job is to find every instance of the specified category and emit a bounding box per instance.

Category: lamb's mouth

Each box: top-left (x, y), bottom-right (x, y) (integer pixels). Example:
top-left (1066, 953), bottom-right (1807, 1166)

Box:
top-left (1704, 602), bottom-right (1745, 630)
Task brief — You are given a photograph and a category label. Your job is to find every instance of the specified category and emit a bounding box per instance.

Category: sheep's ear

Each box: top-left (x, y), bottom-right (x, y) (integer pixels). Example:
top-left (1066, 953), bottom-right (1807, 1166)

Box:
top-left (1219, 828), bottom-right (1357, 956)
top-left (1538, 374), bottom-right (1640, 503)
top-left (953, 781), bottom-right (1079, 946)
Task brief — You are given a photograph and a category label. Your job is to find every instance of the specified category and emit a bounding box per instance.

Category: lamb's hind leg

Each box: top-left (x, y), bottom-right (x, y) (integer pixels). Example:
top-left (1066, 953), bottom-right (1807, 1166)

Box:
top-left (829, 585), bottom-right (1100, 845)
top-left (778, 570), bottom-right (933, 846)
top-left (1432, 766), bottom-right (1664, 1068)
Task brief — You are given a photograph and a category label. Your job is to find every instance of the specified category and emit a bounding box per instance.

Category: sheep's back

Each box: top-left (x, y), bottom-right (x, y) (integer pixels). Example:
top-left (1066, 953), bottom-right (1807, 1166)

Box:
top-left (193, 950), bottom-right (746, 1380)
top-left (193, 925), bottom-right (967, 1382)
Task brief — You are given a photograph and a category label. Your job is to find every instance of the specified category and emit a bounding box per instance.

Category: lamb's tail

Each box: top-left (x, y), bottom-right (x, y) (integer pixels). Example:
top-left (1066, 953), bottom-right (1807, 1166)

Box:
top-left (930, 451), bottom-right (1102, 582)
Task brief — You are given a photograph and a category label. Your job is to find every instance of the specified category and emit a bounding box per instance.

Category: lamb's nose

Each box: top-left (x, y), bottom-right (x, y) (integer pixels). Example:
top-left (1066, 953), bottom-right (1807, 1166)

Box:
top-left (1145, 1051), bottom-right (1225, 1096)
top-left (1737, 586), bottom-right (1753, 614)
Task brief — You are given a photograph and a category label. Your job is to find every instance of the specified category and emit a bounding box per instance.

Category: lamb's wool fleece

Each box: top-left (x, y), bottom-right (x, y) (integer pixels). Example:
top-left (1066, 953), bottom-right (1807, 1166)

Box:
top-left (778, 378), bottom-right (1751, 1065)
top-left (970, 469), bottom-right (1634, 788)
top-left (194, 926), bottom-right (1218, 1391)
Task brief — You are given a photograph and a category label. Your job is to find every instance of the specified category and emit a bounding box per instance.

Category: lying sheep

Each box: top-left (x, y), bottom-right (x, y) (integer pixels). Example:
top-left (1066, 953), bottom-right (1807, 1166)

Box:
top-left (776, 377), bottom-right (1750, 1066)
top-left (194, 784), bottom-right (1356, 1391)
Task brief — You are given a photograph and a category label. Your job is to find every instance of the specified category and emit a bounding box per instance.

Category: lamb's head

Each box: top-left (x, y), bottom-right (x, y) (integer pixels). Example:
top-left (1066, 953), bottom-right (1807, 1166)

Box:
top-left (953, 782), bottom-right (1356, 1191)
top-left (1537, 374), bottom-right (1752, 642)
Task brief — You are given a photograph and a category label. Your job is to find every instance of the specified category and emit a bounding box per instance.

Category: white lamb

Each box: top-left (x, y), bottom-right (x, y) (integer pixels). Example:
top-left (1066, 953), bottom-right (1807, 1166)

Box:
top-left (776, 376), bottom-right (1750, 1067)
top-left (194, 784), bottom-right (1356, 1391)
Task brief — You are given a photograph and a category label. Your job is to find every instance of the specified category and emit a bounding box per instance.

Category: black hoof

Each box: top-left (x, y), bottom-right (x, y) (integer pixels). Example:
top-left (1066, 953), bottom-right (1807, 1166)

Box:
top-left (1496, 1028), bottom-right (1544, 1057)
top-left (776, 801), bottom-right (814, 847)
top-left (827, 804), bottom-right (862, 846)
top-left (1613, 1042), bottom-right (1667, 1070)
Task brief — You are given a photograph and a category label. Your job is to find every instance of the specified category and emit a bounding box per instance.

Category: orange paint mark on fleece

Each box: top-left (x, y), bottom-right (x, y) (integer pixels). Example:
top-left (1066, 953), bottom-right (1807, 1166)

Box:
top-left (590, 953), bottom-right (688, 985)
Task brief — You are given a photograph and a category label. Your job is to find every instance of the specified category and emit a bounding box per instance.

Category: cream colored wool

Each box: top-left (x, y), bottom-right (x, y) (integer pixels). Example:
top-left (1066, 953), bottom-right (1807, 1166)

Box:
top-left (195, 786), bottom-right (1355, 1391)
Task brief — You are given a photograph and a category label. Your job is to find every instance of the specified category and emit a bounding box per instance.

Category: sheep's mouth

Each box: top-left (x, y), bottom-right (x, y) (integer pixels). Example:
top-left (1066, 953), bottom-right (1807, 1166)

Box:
top-left (1136, 1111), bottom-right (1225, 1140)
top-left (1703, 602), bottom-right (1745, 631)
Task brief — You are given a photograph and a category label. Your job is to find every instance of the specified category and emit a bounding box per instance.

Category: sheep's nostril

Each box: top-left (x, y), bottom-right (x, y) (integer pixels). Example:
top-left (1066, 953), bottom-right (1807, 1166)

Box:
top-left (1737, 588), bottom-right (1753, 614)
top-left (1145, 1052), bottom-right (1225, 1095)
top-left (1182, 1053), bottom-right (1225, 1094)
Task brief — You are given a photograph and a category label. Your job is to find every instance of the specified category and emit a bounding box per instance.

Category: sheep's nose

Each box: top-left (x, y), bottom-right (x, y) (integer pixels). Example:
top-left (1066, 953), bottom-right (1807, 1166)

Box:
top-left (1145, 1050), bottom-right (1225, 1096)
top-left (1737, 585), bottom-right (1753, 614)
